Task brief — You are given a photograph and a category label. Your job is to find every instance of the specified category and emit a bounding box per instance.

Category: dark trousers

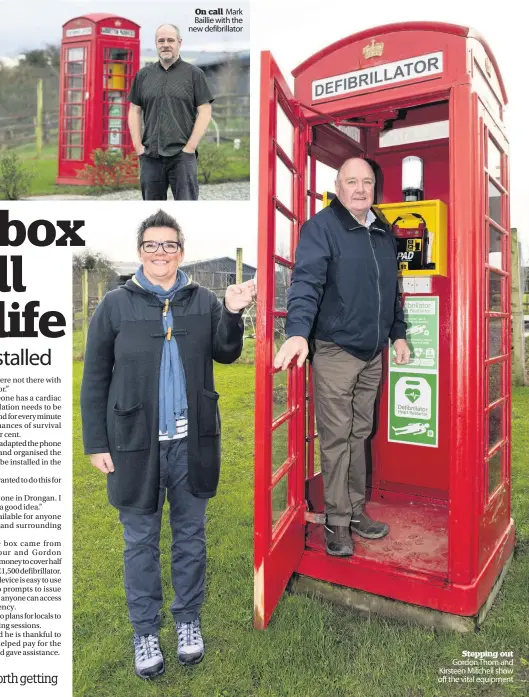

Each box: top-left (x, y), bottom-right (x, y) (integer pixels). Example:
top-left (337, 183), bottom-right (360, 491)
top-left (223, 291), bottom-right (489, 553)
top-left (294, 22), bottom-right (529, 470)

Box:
top-left (312, 340), bottom-right (382, 526)
top-left (139, 151), bottom-right (199, 201)
top-left (119, 438), bottom-right (208, 635)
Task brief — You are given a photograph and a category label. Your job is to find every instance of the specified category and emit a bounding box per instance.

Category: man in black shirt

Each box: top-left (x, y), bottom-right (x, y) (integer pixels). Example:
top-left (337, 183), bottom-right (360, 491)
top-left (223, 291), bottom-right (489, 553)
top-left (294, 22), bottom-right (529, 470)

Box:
top-left (128, 24), bottom-right (213, 200)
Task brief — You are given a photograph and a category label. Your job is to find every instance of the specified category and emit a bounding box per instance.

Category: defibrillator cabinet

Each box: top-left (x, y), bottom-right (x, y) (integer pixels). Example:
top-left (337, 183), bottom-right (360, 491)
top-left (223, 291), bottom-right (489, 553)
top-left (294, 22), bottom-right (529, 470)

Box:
top-left (57, 13), bottom-right (140, 185)
top-left (254, 22), bottom-right (513, 629)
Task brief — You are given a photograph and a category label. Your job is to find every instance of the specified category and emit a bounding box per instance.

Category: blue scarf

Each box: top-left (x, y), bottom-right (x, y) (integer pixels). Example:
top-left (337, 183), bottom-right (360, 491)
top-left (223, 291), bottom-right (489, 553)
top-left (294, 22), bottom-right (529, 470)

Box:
top-left (134, 265), bottom-right (188, 437)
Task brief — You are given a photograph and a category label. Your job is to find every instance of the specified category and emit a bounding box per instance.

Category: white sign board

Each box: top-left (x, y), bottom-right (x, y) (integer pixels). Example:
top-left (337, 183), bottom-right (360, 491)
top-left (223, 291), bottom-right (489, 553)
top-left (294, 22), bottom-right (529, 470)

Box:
top-left (312, 51), bottom-right (443, 101)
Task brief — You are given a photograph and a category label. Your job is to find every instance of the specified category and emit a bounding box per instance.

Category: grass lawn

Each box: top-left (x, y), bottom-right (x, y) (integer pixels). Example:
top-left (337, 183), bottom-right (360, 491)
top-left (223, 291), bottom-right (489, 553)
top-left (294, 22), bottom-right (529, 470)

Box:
top-left (13, 141), bottom-right (249, 197)
top-left (73, 358), bottom-right (529, 697)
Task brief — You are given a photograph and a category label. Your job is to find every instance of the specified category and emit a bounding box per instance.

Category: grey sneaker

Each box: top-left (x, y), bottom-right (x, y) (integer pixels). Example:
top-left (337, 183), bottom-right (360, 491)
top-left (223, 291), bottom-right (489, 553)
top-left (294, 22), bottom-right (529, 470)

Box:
top-left (176, 619), bottom-right (204, 665)
top-left (133, 633), bottom-right (164, 679)
top-left (324, 524), bottom-right (354, 557)
top-left (350, 511), bottom-right (389, 539)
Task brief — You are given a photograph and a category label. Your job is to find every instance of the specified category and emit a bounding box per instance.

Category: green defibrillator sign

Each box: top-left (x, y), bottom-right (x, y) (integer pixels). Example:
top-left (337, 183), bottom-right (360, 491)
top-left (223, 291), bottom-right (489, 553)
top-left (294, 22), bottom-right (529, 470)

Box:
top-left (389, 296), bottom-right (439, 447)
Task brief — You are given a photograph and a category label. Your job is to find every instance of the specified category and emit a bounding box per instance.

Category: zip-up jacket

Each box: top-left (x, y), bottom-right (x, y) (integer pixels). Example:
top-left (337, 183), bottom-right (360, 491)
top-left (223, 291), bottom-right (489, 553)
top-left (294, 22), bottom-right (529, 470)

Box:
top-left (80, 279), bottom-right (244, 514)
top-left (286, 196), bottom-right (406, 361)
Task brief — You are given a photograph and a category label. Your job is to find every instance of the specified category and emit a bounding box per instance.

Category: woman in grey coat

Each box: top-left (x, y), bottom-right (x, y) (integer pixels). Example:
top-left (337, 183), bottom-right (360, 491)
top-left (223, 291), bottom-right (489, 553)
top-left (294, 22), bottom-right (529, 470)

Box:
top-left (80, 209), bottom-right (255, 678)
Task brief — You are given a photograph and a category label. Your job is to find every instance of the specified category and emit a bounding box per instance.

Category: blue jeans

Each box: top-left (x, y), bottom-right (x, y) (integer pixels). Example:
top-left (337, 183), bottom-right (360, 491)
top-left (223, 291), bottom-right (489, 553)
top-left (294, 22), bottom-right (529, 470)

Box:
top-left (119, 438), bottom-right (208, 635)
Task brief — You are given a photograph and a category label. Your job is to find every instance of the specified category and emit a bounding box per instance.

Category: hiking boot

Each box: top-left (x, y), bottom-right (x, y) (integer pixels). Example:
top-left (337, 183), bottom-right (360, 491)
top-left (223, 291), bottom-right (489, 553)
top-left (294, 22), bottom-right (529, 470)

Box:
top-left (133, 633), bottom-right (164, 679)
top-left (324, 523), bottom-right (354, 557)
top-left (350, 511), bottom-right (389, 539)
top-left (176, 619), bottom-right (204, 666)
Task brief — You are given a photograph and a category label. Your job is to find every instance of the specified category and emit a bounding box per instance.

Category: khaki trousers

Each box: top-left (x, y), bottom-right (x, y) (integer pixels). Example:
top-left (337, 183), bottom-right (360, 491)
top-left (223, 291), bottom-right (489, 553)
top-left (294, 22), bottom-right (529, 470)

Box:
top-left (312, 340), bottom-right (382, 526)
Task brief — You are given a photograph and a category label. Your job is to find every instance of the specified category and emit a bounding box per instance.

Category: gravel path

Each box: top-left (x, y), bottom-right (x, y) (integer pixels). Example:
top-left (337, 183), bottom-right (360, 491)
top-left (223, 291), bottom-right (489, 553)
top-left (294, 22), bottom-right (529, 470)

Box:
top-left (26, 180), bottom-right (250, 202)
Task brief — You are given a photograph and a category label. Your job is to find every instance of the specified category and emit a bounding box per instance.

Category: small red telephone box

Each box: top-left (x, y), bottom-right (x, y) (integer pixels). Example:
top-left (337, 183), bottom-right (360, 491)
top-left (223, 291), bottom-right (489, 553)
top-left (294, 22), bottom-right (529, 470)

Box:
top-left (255, 22), bottom-right (513, 629)
top-left (57, 13), bottom-right (140, 185)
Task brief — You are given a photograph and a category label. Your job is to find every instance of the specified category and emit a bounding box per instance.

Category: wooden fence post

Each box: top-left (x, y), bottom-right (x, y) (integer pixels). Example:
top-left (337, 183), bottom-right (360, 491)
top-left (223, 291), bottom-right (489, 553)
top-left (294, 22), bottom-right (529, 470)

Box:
top-left (236, 247), bottom-right (243, 285)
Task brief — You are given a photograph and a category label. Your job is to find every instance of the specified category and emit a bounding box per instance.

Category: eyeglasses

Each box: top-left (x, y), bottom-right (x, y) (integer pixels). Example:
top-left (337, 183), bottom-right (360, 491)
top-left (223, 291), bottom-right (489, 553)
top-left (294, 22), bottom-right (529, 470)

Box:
top-left (141, 241), bottom-right (181, 254)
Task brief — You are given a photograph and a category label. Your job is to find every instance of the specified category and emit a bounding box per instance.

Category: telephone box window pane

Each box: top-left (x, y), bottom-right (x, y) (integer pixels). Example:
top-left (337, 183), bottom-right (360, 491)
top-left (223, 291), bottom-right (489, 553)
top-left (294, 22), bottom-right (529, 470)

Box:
top-left (488, 363), bottom-right (502, 404)
top-left (66, 147), bottom-right (82, 160)
top-left (316, 160), bottom-right (338, 199)
top-left (66, 91), bottom-right (83, 104)
top-left (276, 156), bottom-right (293, 210)
top-left (488, 137), bottom-right (502, 183)
top-left (488, 225), bottom-right (503, 269)
top-left (272, 371), bottom-right (288, 421)
top-left (488, 447), bottom-right (502, 496)
top-left (275, 263), bottom-right (290, 313)
top-left (488, 319), bottom-right (503, 357)
top-left (275, 208), bottom-right (291, 261)
top-left (276, 102), bottom-right (294, 161)
top-left (67, 48), bottom-right (85, 61)
top-left (66, 105), bottom-right (83, 118)
top-left (66, 132), bottom-right (82, 146)
top-left (488, 404), bottom-right (503, 451)
top-left (272, 420), bottom-right (289, 474)
top-left (66, 118), bottom-right (82, 132)
top-left (488, 180), bottom-right (502, 225)
top-left (271, 474), bottom-right (288, 528)
top-left (67, 62), bottom-right (84, 76)
top-left (274, 315), bottom-right (287, 355)
top-left (489, 272), bottom-right (502, 312)
top-left (67, 76), bottom-right (83, 89)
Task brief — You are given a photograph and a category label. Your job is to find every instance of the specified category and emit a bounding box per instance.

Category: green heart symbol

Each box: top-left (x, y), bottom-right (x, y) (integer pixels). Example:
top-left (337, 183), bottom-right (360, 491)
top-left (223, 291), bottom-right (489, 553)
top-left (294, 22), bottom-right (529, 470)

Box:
top-left (405, 388), bottom-right (421, 403)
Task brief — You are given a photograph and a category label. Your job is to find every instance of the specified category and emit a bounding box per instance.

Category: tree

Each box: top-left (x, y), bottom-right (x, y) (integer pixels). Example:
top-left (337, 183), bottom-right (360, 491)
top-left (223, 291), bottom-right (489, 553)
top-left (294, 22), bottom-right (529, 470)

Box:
top-left (72, 251), bottom-right (116, 282)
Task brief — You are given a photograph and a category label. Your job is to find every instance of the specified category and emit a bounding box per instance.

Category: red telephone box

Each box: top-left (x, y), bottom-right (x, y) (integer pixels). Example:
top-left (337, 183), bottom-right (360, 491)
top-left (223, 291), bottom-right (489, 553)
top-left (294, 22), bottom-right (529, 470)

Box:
top-left (254, 22), bottom-right (513, 629)
top-left (57, 14), bottom-right (140, 185)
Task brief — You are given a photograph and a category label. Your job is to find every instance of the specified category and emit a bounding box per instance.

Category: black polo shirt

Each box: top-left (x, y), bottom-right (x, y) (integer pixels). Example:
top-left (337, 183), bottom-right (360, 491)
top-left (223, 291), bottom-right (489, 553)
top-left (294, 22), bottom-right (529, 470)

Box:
top-left (128, 58), bottom-right (214, 157)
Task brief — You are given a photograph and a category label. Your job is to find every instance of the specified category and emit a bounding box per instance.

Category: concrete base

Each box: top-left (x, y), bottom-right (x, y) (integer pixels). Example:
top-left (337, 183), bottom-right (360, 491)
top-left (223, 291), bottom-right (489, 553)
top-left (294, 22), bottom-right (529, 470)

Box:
top-left (289, 551), bottom-right (513, 633)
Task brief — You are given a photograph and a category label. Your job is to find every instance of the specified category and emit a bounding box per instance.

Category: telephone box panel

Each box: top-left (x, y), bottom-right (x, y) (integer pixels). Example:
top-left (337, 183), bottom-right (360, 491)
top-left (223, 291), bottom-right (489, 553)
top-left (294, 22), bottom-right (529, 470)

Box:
top-left (57, 14), bottom-right (140, 185)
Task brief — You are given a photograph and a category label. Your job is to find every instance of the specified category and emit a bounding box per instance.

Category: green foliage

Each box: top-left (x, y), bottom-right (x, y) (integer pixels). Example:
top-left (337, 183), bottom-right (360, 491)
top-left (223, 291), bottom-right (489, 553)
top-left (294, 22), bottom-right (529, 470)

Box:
top-left (0, 151), bottom-right (35, 199)
top-left (198, 142), bottom-right (230, 184)
top-left (76, 148), bottom-right (139, 192)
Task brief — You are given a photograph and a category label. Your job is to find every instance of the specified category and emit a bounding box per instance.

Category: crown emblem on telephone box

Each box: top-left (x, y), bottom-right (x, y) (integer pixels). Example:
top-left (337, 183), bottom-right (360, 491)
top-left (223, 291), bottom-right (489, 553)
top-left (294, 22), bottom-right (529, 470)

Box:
top-left (363, 39), bottom-right (384, 60)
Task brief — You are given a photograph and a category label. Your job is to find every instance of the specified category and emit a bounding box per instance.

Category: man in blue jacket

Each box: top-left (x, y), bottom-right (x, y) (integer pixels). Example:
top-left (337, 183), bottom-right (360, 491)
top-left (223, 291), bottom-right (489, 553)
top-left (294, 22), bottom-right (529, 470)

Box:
top-left (274, 157), bottom-right (410, 557)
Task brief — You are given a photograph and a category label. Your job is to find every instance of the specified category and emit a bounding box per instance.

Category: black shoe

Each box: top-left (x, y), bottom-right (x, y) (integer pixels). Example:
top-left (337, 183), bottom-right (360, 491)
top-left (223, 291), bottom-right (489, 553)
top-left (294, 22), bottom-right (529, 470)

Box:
top-left (324, 524), bottom-right (354, 557)
top-left (350, 511), bottom-right (389, 539)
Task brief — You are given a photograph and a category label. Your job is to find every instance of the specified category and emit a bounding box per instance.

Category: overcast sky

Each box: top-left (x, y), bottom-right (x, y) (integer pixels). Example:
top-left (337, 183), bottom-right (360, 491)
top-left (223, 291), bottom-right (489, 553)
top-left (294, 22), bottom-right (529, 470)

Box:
top-left (22, 201), bottom-right (257, 267)
top-left (0, 0), bottom-right (250, 54)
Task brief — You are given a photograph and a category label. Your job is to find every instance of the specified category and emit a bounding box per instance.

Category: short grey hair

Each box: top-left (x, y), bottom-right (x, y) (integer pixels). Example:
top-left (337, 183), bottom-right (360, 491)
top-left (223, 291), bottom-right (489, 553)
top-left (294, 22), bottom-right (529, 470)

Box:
top-left (155, 24), bottom-right (181, 40)
top-left (137, 209), bottom-right (184, 250)
top-left (336, 157), bottom-right (376, 181)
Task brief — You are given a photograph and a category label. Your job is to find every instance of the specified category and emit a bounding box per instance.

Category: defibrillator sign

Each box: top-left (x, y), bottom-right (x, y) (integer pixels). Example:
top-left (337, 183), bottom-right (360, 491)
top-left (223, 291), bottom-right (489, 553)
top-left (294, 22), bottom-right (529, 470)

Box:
top-left (312, 52), bottom-right (443, 101)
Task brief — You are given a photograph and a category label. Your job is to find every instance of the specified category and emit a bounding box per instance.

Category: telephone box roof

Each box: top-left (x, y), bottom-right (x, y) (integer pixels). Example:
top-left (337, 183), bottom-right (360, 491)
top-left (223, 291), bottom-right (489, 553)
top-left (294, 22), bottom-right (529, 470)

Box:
top-left (292, 21), bottom-right (507, 105)
top-left (63, 13), bottom-right (140, 27)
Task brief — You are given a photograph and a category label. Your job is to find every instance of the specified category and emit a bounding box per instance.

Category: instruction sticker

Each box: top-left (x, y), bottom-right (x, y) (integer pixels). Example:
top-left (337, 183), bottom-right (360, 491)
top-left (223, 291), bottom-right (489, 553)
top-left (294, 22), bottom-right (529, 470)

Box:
top-left (389, 296), bottom-right (439, 447)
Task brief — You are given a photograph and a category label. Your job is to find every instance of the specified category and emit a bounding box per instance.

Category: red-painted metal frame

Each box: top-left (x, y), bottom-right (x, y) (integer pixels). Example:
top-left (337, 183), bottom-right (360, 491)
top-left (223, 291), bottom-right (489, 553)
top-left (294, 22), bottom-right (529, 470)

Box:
top-left (57, 14), bottom-right (140, 185)
top-left (254, 52), bottom-right (308, 630)
top-left (255, 22), bottom-right (514, 628)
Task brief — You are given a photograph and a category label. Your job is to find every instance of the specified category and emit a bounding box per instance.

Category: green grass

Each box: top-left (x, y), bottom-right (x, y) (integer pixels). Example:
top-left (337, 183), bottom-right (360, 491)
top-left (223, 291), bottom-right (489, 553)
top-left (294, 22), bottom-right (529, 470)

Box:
top-left (12, 140), bottom-right (248, 196)
top-left (73, 359), bottom-right (529, 697)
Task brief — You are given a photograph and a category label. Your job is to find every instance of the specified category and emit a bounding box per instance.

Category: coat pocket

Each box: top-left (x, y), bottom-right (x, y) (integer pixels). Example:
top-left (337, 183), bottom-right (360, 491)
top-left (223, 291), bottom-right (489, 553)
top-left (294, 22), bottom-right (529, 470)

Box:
top-left (113, 403), bottom-right (149, 452)
top-left (198, 389), bottom-right (220, 437)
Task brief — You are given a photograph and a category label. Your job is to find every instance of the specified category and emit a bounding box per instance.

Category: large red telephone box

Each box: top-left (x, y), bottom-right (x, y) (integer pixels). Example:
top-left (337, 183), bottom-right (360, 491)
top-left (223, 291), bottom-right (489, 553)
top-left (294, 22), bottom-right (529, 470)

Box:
top-left (254, 22), bottom-right (513, 629)
top-left (57, 14), bottom-right (140, 185)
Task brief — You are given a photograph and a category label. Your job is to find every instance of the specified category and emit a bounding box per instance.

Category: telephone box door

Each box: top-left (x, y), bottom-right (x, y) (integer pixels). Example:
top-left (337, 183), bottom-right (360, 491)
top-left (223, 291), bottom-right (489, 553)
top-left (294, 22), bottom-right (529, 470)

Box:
top-left (59, 42), bottom-right (91, 174)
top-left (254, 52), bottom-right (308, 629)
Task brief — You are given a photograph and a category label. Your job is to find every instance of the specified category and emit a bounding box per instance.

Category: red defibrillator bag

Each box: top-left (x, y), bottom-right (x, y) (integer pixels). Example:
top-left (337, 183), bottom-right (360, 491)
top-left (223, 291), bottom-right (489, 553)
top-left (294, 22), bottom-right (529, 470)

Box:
top-left (391, 213), bottom-right (429, 272)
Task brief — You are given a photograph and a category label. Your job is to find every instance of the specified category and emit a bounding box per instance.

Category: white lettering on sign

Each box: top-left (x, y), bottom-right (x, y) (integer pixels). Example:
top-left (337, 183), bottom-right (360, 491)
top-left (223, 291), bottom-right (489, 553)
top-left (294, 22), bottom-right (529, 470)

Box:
top-left (101, 27), bottom-right (136, 38)
top-left (312, 52), bottom-right (443, 101)
top-left (65, 27), bottom-right (92, 38)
